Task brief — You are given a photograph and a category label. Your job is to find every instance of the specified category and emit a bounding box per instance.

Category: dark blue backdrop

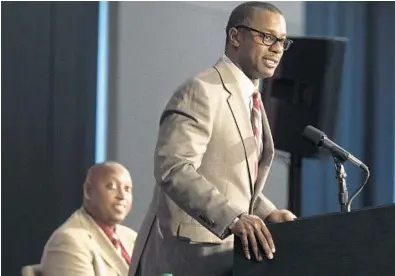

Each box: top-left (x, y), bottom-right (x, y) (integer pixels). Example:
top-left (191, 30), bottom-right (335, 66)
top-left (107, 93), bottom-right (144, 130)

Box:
top-left (302, 1), bottom-right (395, 216)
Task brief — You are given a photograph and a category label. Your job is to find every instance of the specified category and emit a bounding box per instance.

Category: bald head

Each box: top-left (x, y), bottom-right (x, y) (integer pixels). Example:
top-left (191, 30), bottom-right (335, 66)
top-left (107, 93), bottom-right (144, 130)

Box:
top-left (83, 161), bottom-right (132, 226)
top-left (85, 161), bottom-right (131, 187)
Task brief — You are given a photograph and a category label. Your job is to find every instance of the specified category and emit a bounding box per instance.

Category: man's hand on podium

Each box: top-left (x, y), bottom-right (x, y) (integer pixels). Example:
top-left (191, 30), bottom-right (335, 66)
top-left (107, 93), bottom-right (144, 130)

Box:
top-left (266, 209), bottom-right (297, 223)
top-left (230, 214), bottom-right (275, 262)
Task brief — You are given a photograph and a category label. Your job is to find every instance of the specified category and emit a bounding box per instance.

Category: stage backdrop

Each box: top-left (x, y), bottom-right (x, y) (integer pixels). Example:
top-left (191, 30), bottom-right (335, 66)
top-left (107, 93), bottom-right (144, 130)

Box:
top-left (2, 2), bottom-right (98, 274)
top-left (302, 1), bottom-right (395, 215)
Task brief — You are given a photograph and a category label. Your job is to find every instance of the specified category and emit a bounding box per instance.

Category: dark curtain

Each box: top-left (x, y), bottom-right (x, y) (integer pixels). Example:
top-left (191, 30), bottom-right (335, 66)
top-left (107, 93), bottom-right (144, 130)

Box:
top-left (302, 2), bottom-right (395, 216)
top-left (2, 2), bottom-right (98, 274)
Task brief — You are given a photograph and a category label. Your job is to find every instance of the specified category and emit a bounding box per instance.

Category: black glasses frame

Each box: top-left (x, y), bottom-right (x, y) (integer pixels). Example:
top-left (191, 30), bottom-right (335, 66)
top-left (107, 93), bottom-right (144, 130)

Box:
top-left (234, 25), bottom-right (293, 50)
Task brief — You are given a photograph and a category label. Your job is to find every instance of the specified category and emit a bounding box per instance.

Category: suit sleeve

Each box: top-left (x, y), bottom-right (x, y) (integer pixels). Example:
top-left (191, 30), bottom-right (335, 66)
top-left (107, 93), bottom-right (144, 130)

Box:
top-left (253, 193), bottom-right (277, 219)
top-left (41, 231), bottom-right (95, 276)
top-left (154, 78), bottom-right (244, 239)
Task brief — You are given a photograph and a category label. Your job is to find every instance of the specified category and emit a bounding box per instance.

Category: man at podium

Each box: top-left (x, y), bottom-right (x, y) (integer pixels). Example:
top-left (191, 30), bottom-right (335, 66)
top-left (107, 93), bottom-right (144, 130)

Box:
top-left (129, 2), bottom-right (296, 276)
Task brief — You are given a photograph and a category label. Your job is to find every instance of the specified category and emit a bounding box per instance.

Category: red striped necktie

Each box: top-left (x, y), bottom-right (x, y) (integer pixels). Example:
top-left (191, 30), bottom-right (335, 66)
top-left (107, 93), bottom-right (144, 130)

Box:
top-left (111, 232), bottom-right (131, 265)
top-left (251, 91), bottom-right (263, 183)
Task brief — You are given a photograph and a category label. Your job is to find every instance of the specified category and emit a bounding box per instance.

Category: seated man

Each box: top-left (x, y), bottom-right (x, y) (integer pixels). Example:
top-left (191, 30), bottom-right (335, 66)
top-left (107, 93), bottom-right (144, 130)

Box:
top-left (41, 161), bottom-right (137, 276)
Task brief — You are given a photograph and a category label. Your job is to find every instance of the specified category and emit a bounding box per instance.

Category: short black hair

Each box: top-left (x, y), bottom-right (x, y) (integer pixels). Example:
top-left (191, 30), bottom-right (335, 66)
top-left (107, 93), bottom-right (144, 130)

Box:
top-left (225, 1), bottom-right (283, 45)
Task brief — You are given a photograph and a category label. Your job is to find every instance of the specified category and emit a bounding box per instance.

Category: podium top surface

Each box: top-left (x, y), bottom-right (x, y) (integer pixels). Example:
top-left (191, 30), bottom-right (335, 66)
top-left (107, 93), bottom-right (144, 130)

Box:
top-left (233, 204), bottom-right (395, 276)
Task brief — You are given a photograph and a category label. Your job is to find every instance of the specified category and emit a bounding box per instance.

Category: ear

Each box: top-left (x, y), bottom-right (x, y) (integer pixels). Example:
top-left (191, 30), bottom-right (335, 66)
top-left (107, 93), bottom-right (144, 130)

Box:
top-left (83, 181), bottom-right (91, 200)
top-left (228, 27), bottom-right (241, 48)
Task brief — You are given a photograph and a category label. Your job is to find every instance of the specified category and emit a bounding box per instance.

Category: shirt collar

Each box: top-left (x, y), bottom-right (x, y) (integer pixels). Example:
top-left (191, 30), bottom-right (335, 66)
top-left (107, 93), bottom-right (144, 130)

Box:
top-left (96, 220), bottom-right (116, 233)
top-left (84, 207), bottom-right (117, 237)
top-left (222, 54), bottom-right (260, 98)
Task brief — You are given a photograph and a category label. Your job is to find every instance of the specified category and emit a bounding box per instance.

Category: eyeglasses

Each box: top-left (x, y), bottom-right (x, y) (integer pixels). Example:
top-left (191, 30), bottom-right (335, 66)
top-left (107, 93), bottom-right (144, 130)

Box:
top-left (234, 25), bottom-right (293, 51)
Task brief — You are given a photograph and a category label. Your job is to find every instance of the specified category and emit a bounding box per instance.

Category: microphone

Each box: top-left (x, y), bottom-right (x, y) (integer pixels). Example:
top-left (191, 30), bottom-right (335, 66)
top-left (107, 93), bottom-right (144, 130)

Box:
top-left (302, 125), bottom-right (368, 171)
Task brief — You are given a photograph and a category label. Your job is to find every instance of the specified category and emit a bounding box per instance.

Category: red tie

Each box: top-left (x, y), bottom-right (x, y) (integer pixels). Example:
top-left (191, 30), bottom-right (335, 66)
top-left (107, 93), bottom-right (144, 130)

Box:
top-left (111, 232), bottom-right (131, 265)
top-left (251, 91), bottom-right (263, 183)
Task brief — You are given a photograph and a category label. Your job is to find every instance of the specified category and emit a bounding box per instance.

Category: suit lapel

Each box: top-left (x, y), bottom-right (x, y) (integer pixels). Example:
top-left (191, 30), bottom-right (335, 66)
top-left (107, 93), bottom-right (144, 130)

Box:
top-left (78, 208), bottom-right (129, 276)
top-left (117, 226), bottom-right (133, 257)
top-left (214, 58), bottom-right (257, 195)
top-left (214, 58), bottom-right (275, 202)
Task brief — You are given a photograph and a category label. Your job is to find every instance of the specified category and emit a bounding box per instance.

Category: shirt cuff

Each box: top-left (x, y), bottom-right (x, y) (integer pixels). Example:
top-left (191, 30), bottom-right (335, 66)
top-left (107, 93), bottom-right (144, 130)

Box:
top-left (228, 212), bottom-right (246, 230)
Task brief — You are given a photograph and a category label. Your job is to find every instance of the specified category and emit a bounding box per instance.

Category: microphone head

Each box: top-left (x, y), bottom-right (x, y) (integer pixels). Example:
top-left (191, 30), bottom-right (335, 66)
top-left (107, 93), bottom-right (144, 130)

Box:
top-left (302, 125), bottom-right (326, 147)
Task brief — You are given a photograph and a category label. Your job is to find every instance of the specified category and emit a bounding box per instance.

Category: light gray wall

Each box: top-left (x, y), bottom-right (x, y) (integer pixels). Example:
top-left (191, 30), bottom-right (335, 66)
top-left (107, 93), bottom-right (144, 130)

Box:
top-left (107, 1), bottom-right (305, 230)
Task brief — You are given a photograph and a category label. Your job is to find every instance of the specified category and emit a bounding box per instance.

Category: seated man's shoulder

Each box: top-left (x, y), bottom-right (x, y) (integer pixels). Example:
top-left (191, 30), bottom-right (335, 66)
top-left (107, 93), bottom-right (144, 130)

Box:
top-left (40, 211), bottom-right (97, 276)
top-left (46, 209), bottom-right (95, 246)
top-left (51, 225), bottom-right (90, 242)
top-left (44, 214), bottom-right (92, 250)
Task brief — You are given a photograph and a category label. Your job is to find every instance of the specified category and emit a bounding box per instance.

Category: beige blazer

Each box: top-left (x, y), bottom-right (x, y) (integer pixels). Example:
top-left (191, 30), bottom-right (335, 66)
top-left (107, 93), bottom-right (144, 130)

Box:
top-left (41, 208), bottom-right (137, 276)
top-left (129, 57), bottom-right (276, 276)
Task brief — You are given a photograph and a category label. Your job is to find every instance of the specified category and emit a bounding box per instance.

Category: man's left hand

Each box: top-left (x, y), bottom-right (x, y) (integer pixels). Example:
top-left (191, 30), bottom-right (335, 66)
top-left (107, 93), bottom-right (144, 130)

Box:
top-left (266, 209), bottom-right (297, 223)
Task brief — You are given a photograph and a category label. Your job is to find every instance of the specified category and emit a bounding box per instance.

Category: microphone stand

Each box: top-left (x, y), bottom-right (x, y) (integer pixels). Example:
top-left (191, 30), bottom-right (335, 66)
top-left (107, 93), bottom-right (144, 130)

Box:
top-left (333, 157), bottom-right (350, 213)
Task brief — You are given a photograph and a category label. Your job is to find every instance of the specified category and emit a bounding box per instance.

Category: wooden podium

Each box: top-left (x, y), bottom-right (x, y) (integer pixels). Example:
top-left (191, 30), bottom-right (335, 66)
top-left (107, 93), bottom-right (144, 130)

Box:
top-left (233, 204), bottom-right (395, 276)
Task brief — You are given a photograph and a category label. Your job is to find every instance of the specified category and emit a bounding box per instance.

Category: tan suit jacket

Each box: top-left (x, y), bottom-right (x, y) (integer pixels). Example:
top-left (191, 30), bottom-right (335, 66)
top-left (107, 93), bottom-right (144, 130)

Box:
top-left (129, 57), bottom-right (276, 276)
top-left (41, 207), bottom-right (137, 276)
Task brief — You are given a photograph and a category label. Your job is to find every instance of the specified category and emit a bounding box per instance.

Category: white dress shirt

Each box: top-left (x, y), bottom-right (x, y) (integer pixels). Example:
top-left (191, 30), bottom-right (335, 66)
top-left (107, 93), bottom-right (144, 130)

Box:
top-left (222, 54), bottom-right (261, 122)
